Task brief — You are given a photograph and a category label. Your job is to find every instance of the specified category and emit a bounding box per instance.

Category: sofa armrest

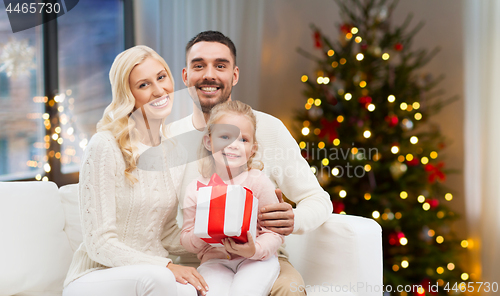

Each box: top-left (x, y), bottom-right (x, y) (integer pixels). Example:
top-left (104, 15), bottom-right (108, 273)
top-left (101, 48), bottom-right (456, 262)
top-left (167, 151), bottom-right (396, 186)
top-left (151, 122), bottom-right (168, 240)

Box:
top-left (0, 181), bottom-right (73, 296)
top-left (285, 214), bottom-right (383, 296)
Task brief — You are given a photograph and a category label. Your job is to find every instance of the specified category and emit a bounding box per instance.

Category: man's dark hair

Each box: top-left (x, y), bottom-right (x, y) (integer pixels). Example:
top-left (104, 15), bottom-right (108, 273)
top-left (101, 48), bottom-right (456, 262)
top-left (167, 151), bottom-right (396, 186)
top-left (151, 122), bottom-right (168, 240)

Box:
top-left (185, 31), bottom-right (237, 65)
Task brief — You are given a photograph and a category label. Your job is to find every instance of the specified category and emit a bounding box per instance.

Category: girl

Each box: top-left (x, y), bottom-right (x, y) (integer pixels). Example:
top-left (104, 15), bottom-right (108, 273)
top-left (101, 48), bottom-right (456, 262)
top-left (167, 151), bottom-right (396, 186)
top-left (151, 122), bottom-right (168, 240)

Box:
top-left (181, 100), bottom-right (283, 296)
top-left (62, 45), bottom-right (207, 296)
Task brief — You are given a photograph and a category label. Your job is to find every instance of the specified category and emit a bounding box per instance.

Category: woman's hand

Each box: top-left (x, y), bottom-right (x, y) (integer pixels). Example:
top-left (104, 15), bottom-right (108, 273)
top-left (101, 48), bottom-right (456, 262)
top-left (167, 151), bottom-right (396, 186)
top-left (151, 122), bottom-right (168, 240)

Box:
top-left (223, 232), bottom-right (256, 258)
top-left (167, 263), bottom-right (208, 295)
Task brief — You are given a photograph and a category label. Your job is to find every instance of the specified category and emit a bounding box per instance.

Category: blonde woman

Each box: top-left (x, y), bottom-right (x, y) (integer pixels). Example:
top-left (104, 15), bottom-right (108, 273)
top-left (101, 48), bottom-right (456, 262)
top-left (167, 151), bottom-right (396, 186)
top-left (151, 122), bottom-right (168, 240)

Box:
top-left (62, 45), bottom-right (208, 296)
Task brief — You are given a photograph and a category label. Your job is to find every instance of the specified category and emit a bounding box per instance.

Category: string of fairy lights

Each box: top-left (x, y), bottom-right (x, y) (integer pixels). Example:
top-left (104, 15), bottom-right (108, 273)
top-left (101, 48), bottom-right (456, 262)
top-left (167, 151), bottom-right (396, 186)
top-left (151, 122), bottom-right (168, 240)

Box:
top-left (27, 91), bottom-right (88, 181)
top-left (299, 25), bottom-right (474, 292)
top-left (0, 38), bottom-right (86, 180)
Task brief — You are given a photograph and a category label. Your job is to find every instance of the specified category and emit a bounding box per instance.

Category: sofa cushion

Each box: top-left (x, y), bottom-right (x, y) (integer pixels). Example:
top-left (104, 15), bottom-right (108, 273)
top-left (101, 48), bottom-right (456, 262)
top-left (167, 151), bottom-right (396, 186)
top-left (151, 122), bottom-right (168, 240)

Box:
top-left (285, 214), bottom-right (382, 296)
top-left (0, 181), bottom-right (73, 295)
top-left (59, 184), bottom-right (83, 252)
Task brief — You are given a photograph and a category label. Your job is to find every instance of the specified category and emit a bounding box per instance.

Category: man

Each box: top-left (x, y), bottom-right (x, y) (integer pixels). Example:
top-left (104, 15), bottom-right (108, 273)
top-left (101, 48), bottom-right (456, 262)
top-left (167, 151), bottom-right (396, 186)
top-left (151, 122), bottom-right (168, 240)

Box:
top-left (169, 31), bottom-right (332, 295)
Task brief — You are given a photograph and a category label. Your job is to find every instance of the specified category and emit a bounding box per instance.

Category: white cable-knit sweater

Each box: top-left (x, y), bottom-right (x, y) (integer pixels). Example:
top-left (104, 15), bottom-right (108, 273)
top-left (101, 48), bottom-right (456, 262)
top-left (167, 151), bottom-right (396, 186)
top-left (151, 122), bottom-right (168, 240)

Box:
top-left (63, 131), bottom-right (188, 287)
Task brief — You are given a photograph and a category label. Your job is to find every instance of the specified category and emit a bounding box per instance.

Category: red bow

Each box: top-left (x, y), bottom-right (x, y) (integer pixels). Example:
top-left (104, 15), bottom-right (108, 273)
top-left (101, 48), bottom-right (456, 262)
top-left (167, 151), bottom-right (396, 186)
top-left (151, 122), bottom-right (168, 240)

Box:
top-left (418, 279), bottom-right (438, 296)
top-left (197, 173), bottom-right (226, 190)
top-left (359, 96), bottom-right (372, 108)
top-left (314, 31), bottom-right (322, 48)
top-left (425, 162), bottom-right (446, 183)
top-left (319, 118), bottom-right (340, 142)
top-left (331, 201), bottom-right (345, 214)
top-left (197, 173), bottom-right (253, 195)
top-left (406, 158), bottom-right (419, 166)
top-left (340, 24), bottom-right (352, 35)
top-left (388, 231), bottom-right (405, 246)
top-left (385, 115), bottom-right (399, 127)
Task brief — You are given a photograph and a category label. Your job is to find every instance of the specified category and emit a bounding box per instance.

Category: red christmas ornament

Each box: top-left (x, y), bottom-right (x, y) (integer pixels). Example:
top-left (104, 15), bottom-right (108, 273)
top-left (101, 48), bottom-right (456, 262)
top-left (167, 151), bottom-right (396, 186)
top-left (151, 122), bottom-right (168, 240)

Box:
top-left (314, 31), bottom-right (322, 48)
top-left (407, 158), bottom-right (419, 166)
top-left (301, 150), bottom-right (309, 159)
top-left (417, 279), bottom-right (438, 296)
top-left (360, 43), bottom-right (368, 51)
top-left (331, 201), bottom-right (345, 214)
top-left (394, 42), bottom-right (404, 51)
top-left (358, 96), bottom-right (372, 108)
top-left (326, 91), bottom-right (338, 105)
top-left (319, 118), bottom-right (340, 142)
top-left (385, 115), bottom-right (399, 127)
top-left (428, 198), bottom-right (439, 209)
top-left (425, 162), bottom-right (446, 183)
top-left (388, 232), bottom-right (399, 245)
top-left (388, 231), bottom-right (405, 246)
top-left (340, 24), bottom-right (352, 35)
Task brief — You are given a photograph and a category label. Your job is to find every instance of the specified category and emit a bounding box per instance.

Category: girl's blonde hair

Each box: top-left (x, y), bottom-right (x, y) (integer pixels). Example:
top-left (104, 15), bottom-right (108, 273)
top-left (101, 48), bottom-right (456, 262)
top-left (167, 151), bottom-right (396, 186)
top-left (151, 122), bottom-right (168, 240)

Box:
top-left (97, 45), bottom-right (174, 183)
top-left (199, 100), bottom-right (263, 178)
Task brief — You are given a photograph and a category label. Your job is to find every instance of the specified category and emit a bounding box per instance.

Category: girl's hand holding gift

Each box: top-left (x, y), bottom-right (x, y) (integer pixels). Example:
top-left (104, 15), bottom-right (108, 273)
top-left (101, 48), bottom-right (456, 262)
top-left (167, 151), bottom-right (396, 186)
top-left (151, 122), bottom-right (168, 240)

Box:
top-left (223, 232), bottom-right (256, 258)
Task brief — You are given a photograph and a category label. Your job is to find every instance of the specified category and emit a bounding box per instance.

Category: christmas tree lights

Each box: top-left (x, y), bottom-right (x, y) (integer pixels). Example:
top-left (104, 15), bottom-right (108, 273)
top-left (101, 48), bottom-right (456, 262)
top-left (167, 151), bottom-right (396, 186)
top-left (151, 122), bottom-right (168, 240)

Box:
top-left (295, 0), bottom-right (467, 294)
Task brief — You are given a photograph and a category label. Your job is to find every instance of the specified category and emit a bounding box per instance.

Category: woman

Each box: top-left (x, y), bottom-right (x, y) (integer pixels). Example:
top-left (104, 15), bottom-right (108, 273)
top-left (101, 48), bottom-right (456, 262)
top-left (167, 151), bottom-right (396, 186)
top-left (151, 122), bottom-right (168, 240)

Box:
top-left (62, 45), bottom-right (208, 296)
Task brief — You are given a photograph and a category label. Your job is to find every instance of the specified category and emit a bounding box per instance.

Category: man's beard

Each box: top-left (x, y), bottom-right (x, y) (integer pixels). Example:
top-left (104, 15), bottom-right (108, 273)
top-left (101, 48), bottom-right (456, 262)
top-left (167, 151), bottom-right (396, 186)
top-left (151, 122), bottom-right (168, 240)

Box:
top-left (197, 81), bottom-right (232, 114)
top-left (199, 95), bottom-right (230, 113)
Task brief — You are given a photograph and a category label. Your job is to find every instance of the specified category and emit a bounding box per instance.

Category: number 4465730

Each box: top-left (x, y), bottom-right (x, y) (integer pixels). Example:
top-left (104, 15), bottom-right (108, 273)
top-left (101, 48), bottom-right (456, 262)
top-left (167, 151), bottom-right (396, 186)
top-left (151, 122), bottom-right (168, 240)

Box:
top-left (444, 282), bottom-right (498, 293)
top-left (6, 2), bottom-right (61, 14)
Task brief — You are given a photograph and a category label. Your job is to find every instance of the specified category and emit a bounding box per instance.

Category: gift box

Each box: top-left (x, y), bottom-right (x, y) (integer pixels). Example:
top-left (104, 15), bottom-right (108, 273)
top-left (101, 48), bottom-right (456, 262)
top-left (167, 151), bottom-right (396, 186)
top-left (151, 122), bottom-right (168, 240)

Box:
top-left (194, 173), bottom-right (258, 245)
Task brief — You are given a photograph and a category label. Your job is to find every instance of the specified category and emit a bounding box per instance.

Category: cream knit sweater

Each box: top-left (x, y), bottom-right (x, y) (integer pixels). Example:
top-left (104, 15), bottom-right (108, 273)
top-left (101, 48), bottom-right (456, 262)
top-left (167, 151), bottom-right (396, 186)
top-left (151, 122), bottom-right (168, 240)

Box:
top-left (63, 131), bottom-right (188, 287)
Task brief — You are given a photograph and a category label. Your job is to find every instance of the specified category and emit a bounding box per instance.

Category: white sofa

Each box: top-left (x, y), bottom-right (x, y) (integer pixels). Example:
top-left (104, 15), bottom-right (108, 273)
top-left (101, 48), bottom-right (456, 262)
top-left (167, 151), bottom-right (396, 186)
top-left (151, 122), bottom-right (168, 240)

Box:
top-left (0, 181), bottom-right (383, 296)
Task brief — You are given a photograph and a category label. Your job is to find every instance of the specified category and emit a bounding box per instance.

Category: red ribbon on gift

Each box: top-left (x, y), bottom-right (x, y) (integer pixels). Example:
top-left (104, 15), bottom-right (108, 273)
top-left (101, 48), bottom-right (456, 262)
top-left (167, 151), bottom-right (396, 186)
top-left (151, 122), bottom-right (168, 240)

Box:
top-left (197, 173), bottom-right (255, 244)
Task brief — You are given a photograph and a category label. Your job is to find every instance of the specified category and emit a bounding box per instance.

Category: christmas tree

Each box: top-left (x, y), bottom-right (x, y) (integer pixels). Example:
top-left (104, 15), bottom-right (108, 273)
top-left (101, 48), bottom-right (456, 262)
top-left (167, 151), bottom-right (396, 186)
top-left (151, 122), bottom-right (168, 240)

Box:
top-left (295, 0), bottom-right (468, 294)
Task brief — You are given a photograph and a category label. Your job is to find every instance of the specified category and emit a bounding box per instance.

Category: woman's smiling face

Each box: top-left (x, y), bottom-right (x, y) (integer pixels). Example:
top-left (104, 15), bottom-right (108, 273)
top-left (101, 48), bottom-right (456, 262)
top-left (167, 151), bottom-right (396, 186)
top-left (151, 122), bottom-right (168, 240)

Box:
top-left (129, 57), bottom-right (174, 119)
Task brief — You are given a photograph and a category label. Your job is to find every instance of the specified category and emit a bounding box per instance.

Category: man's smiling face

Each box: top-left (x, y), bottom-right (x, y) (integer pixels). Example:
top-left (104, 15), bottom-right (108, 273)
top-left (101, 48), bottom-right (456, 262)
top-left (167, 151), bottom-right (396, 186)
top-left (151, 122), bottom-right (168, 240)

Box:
top-left (182, 41), bottom-right (239, 113)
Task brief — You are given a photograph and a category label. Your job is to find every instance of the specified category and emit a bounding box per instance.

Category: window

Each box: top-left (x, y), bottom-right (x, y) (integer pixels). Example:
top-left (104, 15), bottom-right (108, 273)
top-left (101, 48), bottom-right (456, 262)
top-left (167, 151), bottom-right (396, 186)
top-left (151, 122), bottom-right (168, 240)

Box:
top-left (57, 0), bottom-right (125, 173)
top-left (0, 0), bottom-right (131, 183)
top-left (0, 20), bottom-right (44, 181)
top-left (0, 71), bottom-right (10, 98)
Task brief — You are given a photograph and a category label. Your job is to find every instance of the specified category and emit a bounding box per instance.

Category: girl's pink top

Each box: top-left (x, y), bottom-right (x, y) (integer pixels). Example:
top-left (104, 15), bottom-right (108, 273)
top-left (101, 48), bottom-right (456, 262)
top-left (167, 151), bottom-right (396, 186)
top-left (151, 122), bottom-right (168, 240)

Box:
top-left (180, 169), bottom-right (284, 263)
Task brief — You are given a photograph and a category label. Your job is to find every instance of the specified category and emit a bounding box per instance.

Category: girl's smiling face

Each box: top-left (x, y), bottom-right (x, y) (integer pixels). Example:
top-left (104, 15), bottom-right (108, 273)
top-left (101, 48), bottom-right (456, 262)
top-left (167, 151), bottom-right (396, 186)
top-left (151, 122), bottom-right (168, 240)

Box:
top-left (204, 112), bottom-right (257, 171)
